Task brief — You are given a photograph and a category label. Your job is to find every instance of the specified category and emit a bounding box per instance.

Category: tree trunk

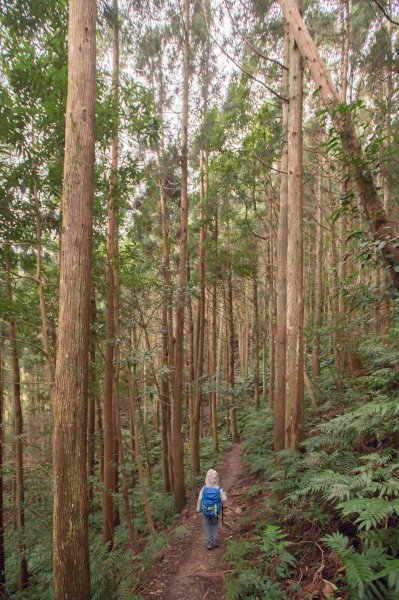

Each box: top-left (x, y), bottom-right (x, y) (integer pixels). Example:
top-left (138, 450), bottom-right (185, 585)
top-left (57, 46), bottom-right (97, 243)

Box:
top-left (52, 1), bottom-right (95, 596)
top-left (0, 328), bottom-right (5, 594)
top-left (210, 204), bottom-right (219, 451)
top-left (172, 0), bottom-right (190, 512)
top-left (312, 165), bottom-right (323, 377)
top-left (127, 336), bottom-right (155, 534)
top-left (103, 0), bottom-right (120, 547)
top-left (160, 302), bottom-right (171, 492)
top-left (274, 25), bottom-right (289, 451)
top-left (6, 274), bottom-right (29, 591)
top-left (191, 147), bottom-right (208, 473)
top-left (88, 291), bottom-right (97, 506)
top-left (327, 157), bottom-right (341, 373)
top-left (253, 268), bottom-right (260, 408)
top-left (33, 180), bottom-right (54, 398)
top-left (279, 0), bottom-right (399, 289)
top-left (227, 224), bottom-right (239, 443)
top-left (267, 196), bottom-right (276, 410)
top-left (284, 0), bottom-right (304, 450)
top-left (380, 23), bottom-right (393, 344)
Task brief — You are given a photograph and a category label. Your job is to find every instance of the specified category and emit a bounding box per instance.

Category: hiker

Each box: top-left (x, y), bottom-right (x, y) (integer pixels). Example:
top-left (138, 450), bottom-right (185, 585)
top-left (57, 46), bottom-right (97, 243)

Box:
top-left (197, 468), bottom-right (227, 550)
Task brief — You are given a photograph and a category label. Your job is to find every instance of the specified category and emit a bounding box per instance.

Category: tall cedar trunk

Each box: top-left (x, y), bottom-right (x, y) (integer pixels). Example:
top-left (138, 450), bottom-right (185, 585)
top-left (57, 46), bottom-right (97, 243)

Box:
top-left (253, 270), bottom-right (260, 408)
top-left (33, 181), bottom-right (54, 398)
top-left (159, 175), bottom-right (172, 492)
top-left (191, 148), bottom-right (207, 473)
top-left (113, 265), bottom-right (134, 547)
top-left (157, 50), bottom-right (173, 491)
top-left (210, 211), bottom-right (219, 451)
top-left (380, 23), bottom-right (393, 344)
top-left (327, 158), bottom-right (341, 373)
top-left (6, 273), bottom-right (29, 590)
top-left (52, 1), bottom-right (95, 596)
top-left (88, 292), bottom-right (97, 506)
top-left (172, 0), bottom-right (189, 511)
top-left (0, 327), bottom-right (5, 594)
top-left (160, 302), bottom-right (171, 492)
top-left (268, 196), bottom-right (276, 409)
top-left (285, 0), bottom-right (304, 449)
top-left (312, 165), bottom-right (323, 377)
top-left (274, 25), bottom-right (289, 450)
top-left (227, 223), bottom-right (239, 443)
top-left (96, 395), bottom-right (104, 482)
top-left (337, 0), bottom-right (350, 372)
top-left (279, 0), bottom-right (399, 289)
top-left (128, 333), bottom-right (155, 534)
top-left (102, 0), bottom-right (120, 547)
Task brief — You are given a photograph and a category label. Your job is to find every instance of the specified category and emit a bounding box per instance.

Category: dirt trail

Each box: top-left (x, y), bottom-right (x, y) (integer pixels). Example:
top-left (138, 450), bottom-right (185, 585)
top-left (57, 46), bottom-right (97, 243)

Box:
top-left (142, 444), bottom-right (250, 600)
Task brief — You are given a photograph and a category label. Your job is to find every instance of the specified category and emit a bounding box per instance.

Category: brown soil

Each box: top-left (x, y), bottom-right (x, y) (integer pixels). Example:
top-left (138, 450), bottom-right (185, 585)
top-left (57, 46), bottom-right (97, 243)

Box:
top-left (140, 443), bottom-right (252, 600)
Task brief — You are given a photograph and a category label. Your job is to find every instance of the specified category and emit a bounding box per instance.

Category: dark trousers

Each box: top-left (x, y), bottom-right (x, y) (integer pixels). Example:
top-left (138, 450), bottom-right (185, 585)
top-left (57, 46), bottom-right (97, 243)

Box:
top-left (203, 514), bottom-right (219, 545)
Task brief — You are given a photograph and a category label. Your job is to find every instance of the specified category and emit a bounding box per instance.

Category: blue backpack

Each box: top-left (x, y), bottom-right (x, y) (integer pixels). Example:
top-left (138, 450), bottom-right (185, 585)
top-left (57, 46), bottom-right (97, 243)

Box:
top-left (201, 486), bottom-right (222, 516)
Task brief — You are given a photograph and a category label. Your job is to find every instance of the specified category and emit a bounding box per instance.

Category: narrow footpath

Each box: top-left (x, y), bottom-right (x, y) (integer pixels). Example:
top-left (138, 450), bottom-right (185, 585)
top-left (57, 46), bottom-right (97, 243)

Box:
top-left (141, 444), bottom-right (252, 600)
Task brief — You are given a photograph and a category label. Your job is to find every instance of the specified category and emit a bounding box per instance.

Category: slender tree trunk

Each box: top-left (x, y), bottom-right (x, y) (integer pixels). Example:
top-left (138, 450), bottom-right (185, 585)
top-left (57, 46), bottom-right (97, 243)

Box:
top-left (285, 0), bottom-right (304, 449)
top-left (88, 291), bottom-right (97, 506)
top-left (210, 212), bottom-right (219, 451)
top-left (253, 269), bottom-right (260, 408)
top-left (157, 52), bottom-right (173, 492)
top-left (191, 148), bottom-right (207, 473)
top-left (0, 328), bottom-right (4, 596)
top-left (312, 165), bottom-right (323, 377)
top-left (279, 0), bottom-right (399, 289)
top-left (113, 264), bottom-right (134, 546)
top-left (160, 302), bottom-right (171, 492)
top-left (96, 395), bottom-right (104, 483)
top-left (337, 0), bottom-right (350, 372)
top-left (33, 180), bottom-right (54, 397)
top-left (103, 0), bottom-right (120, 547)
top-left (268, 197), bottom-right (276, 410)
top-left (172, 0), bottom-right (190, 512)
top-left (227, 223), bottom-right (239, 443)
top-left (6, 274), bottom-right (29, 591)
top-left (327, 157), bottom-right (341, 372)
top-left (380, 23), bottom-right (393, 344)
top-left (52, 2), bottom-right (95, 596)
top-left (128, 335), bottom-right (154, 534)
top-left (274, 25), bottom-right (289, 451)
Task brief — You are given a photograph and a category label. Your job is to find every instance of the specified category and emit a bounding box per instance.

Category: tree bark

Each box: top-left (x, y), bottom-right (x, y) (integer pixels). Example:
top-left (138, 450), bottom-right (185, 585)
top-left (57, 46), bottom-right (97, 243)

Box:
top-left (210, 203), bottom-right (219, 452)
top-left (267, 196), bottom-right (276, 410)
top-left (191, 148), bottom-right (207, 474)
top-left (127, 336), bottom-right (155, 534)
top-left (52, 1), bottom-right (95, 596)
top-left (274, 25), bottom-right (289, 451)
top-left (380, 22), bottom-right (393, 344)
top-left (33, 180), bottom-right (54, 399)
top-left (279, 0), bottom-right (399, 289)
top-left (0, 326), bottom-right (5, 595)
top-left (102, 0), bottom-right (120, 547)
top-left (172, 0), bottom-right (190, 512)
top-left (6, 274), bottom-right (29, 591)
top-left (284, 0), bottom-right (304, 450)
top-left (88, 291), bottom-right (97, 506)
top-left (227, 223), bottom-right (239, 443)
top-left (312, 165), bottom-right (323, 377)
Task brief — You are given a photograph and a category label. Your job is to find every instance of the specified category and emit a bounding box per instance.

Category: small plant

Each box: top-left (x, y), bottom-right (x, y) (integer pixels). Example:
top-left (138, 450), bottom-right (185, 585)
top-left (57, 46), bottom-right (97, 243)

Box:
top-left (260, 525), bottom-right (296, 581)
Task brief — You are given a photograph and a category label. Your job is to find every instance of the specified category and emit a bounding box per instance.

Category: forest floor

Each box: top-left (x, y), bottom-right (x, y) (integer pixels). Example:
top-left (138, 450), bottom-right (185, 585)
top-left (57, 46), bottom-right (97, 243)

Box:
top-left (140, 443), bottom-right (253, 600)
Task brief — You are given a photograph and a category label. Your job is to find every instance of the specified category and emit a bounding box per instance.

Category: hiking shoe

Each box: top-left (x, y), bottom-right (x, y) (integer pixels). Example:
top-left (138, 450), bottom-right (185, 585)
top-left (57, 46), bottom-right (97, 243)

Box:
top-left (207, 543), bottom-right (213, 550)
top-left (212, 542), bottom-right (219, 548)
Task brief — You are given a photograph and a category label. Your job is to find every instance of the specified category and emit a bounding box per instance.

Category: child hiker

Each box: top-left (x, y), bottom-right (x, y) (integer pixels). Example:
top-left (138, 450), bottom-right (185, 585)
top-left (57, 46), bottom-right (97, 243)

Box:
top-left (197, 468), bottom-right (227, 550)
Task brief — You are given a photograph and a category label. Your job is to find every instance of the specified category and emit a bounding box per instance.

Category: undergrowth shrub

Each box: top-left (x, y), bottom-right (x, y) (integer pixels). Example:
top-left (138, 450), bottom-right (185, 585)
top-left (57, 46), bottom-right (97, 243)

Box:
top-left (238, 340), bottom-right (399, 599)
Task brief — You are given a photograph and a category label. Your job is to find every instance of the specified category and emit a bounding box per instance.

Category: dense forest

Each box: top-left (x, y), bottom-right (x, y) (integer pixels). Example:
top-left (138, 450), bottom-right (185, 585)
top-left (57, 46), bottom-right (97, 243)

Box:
top-left (1, 0), bottom-right (399, 598)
